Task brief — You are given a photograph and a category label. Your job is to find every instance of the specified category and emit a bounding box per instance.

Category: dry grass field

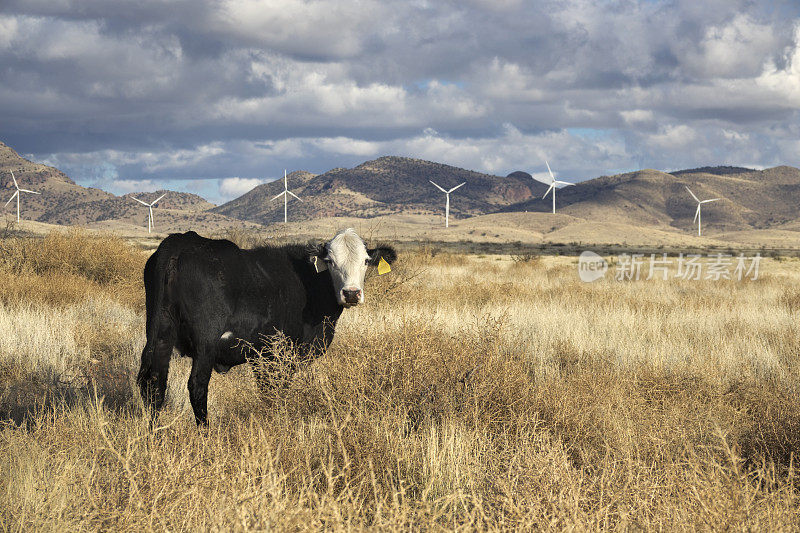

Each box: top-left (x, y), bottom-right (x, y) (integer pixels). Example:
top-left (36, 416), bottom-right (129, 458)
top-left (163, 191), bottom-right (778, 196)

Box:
top-left (2, 230), bottom-right (800, 530)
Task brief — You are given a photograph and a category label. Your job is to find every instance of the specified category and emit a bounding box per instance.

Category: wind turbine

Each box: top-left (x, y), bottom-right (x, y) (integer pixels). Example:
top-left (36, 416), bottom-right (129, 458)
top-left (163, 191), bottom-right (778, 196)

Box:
top-left (131, 193), bottom-right (166, 233)
top-left (537, 161), bottom-right (573, 214)
top-left (685, 186), bottom-right (720, 237)
top-left (429, 180), bottom-right (466, 228)
top-left (271, 169), bottom-right (302, 224)
top-left (4, 170), bottom-right (40, 223)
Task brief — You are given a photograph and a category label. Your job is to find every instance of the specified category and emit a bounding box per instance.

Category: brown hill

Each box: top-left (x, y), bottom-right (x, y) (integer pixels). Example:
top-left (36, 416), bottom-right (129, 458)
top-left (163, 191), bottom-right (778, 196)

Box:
top-left (0, 141), bottom-right (114, 221)
top-left (122, 190), bottom-right (215, 211)
top-left (504, 166), bottom-right (800, 233)
top-left (671, 166), bottom-right (755, 176)
top-left (212, 157), bottom-right (541, 224)
top-left (212, 171), bottom-right (318, 222)
top-left (5, 138), bottom-right (800, 244)
top-left (0, 141), bottom-right (241, 233)
top-left (46, 190), bottom-right (214, 226)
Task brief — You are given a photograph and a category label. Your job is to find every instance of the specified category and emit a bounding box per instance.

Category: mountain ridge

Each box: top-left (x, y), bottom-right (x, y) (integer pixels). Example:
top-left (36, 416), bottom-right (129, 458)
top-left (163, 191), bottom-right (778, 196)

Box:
top-left (3, 140), bottom-right (800, 241)
top-left (211, 156), bottom-right (541, 224)
top-left (502, 165), bottom-right (800, 233)
top-left (0, 142), bottom-right (246, 232)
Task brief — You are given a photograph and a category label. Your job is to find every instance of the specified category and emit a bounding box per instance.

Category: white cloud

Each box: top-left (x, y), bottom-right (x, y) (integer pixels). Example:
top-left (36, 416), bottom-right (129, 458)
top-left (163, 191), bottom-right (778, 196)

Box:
top-left (722, 129), bottom-right (749, 142)
top-left (478, 58), bottom-right (545, 102)
top-left (71, 143), bottom-right (227, 173)
top-left (686, 14), bottom-right (780, 79)
top-left (463, 0), bottom-right (523, 11)
top-left (620, 109), bottom-right (654, 126)
top-left (756, 22), bottom-right (800, 107)
top-left (209, 0), bottom-right (386, 59)
top-left (210, 60), bottom-right (414, 125)
top-left (314, 137), bottom-right (381, 156)
top-left (645, 125), bottom-right (699, 151)
top-left (218, 177), bottom-right (265, 198)
top-left (211, 57), bottom-right (487, 129)
top-left (2, 0), bottom-right (800, 191)
top-left (112, 179), bottom-right (157, 193)
top-left (0, 16), bottom-right (19, 49)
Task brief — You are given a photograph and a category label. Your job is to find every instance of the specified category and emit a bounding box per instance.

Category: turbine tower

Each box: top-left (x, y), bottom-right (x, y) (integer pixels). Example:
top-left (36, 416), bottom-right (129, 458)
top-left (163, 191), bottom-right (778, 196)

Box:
top-left (538, 161), bottom-right (573, 214)
top-left (4, 170), bottom-right (40, 223)
top-left (271, 169), bottom-right (302, 224)
top-left (429, 180), bottom-right (465, 228)
top-left (685, 186), bottom-right (720, 237)
top-left (131, 193), bottom-right (166, 233)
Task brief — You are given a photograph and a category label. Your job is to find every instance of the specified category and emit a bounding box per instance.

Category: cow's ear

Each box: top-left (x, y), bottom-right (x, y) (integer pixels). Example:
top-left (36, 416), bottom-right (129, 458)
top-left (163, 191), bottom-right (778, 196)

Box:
top-left (367, 245), bottom-right (397, 266)
top-left (306, 243), bottom-right (328, 272)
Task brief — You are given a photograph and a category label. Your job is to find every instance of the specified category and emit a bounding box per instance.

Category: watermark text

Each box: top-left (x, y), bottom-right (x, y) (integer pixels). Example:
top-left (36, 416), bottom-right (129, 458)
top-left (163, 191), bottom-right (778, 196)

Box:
top-left (578, 252), bottom-right (761, 282)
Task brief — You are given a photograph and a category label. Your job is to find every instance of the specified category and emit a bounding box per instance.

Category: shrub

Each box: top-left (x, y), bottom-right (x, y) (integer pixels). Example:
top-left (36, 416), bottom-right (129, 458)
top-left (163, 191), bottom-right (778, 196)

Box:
top-left (0, 230), bottom-right (146, 308)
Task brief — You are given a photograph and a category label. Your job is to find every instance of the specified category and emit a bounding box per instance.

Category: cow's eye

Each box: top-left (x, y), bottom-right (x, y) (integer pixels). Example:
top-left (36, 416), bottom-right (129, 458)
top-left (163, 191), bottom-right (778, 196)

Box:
top-left (364, 258), bottom-right (370, 265)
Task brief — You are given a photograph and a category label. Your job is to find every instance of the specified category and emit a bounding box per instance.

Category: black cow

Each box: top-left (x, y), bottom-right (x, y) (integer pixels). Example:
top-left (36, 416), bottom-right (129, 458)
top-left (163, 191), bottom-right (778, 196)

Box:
top-left (136, 228), bottom-right (396, 424)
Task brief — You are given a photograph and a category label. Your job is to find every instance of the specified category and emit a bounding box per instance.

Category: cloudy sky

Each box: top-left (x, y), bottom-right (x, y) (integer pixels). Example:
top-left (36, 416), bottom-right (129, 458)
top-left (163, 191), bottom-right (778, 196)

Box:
top-left (1, 0), bottom-right (799, 203)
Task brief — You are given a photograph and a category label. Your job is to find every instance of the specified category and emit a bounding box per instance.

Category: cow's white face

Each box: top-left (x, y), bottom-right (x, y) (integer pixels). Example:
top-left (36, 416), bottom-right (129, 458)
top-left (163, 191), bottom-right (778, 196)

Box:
top-left (309, 228), bottom-right (397, 307)
top-left (325, 228), bottom-right (370, 306)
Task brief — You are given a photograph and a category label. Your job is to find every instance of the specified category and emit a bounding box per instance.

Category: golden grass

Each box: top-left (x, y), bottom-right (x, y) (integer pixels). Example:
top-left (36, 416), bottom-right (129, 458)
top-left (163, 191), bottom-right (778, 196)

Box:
top-left (0, 229), bottom-right (146, 308)
top-left (1, 232), bottom-right (800, 530)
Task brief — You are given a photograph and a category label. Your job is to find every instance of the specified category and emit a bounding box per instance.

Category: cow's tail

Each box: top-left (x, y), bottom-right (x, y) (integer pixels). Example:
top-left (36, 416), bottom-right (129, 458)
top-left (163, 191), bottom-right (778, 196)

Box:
top-left (136, 250), bottom-right (160, 389)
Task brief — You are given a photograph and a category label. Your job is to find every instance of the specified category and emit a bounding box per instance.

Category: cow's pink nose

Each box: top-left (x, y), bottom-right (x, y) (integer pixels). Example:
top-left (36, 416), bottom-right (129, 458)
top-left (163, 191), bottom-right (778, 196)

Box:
top-left (342, 289), bottom-right (361, 304)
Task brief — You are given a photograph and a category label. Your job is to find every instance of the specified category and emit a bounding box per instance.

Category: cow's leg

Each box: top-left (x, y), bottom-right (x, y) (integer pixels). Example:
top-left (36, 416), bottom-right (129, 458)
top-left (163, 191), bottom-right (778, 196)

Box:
top-left (187, 353), bottom-right (213, 426)
top-left (137, 311), bottom-right (176, 414)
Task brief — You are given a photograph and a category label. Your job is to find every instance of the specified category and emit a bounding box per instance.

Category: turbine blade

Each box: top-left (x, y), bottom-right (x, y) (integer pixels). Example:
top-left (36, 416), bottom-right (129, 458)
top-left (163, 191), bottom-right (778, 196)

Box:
top-left (429, 180), bottom-right (447, 193)
top-left (543, 184), bottom-right (554, 199)
top-left (10, 170), bottom-right (19, 190)
top-left (288, 191), bottom-right (302, 201)
top-left (151, 193), bottom-right (167, 206)
top-left (4, 191), bottom-right (18, 208)
top-left (271, 191), bottom-right (286, 201)
top-left (554, 180), bottom-right (573, 187)
top-left (545, 161), bottom-right (555, 182)
top-left (131, 197), bottom-right (149, 206)
top-left (685, 186), bottom-right (699, 202)
top-left (18, 189), bottom-right (39, 194)
top-left (693, 205), bottom-right (700, 223)
top-left (448, 182), bottom-right (466, 193)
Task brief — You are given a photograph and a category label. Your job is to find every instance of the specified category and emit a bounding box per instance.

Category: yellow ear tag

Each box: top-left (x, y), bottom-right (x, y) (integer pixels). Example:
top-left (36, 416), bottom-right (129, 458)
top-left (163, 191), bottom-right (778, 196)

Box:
top-left (312, 256), bottom-right (328, 273)
top-left (377, 257), bottom-right (391, 275)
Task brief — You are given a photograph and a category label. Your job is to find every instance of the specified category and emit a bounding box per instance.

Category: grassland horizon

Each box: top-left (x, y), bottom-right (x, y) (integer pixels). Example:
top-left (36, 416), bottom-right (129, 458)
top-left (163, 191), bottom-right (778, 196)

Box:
top-left (1, 229), bottom-right (799, 530)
